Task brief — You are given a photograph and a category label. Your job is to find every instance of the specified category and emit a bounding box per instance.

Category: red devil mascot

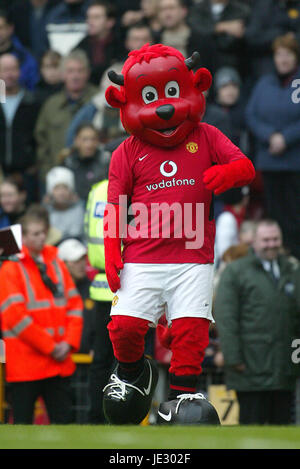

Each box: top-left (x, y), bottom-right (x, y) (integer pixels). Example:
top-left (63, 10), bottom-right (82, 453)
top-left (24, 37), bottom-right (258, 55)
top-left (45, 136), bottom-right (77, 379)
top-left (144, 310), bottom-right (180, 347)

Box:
top-left (102, 44), bottom-right (255, 425)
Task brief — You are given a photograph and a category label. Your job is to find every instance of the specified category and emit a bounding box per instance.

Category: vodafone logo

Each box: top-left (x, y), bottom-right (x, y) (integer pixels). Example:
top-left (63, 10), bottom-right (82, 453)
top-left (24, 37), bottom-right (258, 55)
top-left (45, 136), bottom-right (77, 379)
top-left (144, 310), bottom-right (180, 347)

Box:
top-left (145, 159), bottom-right (196, 192)
top-left (160, 160), bottom-right (177, 177)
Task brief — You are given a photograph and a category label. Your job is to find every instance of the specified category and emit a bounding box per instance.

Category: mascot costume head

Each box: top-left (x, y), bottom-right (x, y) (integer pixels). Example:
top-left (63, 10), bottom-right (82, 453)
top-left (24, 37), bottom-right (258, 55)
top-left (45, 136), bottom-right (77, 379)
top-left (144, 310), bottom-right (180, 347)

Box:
top-left (105, 43), bottom-right (212, 148)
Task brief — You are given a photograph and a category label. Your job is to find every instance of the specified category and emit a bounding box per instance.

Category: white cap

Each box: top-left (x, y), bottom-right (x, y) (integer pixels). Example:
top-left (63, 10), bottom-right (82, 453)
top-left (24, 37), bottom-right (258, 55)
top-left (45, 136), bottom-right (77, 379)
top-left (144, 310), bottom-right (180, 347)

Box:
top-left (46, 166), bottom-right (75, 194)
top-left (58, 238), bottom-right (87, 262)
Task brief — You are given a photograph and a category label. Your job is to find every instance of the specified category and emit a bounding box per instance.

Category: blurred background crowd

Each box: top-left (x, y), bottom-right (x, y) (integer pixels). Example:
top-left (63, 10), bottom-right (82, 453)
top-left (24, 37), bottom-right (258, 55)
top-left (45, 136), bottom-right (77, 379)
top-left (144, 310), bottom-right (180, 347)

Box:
top-left (0, 0), bottom-right (300, 425)
top-left (0, 0), bottom-right (299, 260)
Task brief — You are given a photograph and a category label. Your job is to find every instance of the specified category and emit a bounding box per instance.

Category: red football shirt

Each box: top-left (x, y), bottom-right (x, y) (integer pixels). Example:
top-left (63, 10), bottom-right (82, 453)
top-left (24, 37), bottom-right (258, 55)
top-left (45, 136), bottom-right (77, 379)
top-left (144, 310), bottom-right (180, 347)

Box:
top-left (107, 122), bottom-right (248, 264)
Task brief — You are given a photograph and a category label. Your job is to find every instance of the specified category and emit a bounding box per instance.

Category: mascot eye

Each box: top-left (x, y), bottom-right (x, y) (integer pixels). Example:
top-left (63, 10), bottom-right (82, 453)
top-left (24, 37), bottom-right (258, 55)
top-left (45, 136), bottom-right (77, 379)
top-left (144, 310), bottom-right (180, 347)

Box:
top-left (165, 81), bottom-right (180, 98)
top-left (142, 86), bottom-right (158, 104)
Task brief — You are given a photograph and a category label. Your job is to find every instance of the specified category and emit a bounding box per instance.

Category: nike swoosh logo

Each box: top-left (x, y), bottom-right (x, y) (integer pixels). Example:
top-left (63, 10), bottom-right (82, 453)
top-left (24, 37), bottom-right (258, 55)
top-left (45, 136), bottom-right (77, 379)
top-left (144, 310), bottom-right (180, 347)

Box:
top-left (143, 361), bottom-right (152, 396)
top-left (139, 154), bottom-right (149, 161)
top-left (158, 410), bottom-right (172, 422)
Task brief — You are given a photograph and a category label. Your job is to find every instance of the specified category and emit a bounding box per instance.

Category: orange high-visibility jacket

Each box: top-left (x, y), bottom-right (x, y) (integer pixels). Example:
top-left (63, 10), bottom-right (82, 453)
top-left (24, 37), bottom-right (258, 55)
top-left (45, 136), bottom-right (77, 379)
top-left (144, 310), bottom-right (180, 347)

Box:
top-left (0, 245), bottom-right (83, 382)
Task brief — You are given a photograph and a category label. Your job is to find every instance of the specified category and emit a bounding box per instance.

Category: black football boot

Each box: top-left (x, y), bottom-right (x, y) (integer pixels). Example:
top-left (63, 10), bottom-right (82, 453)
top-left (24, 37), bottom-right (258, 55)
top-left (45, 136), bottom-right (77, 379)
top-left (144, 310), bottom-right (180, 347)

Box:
top-left (103, 358), bottom-right (158, 424)
top-left (157, 393), bottom-right (220, 425)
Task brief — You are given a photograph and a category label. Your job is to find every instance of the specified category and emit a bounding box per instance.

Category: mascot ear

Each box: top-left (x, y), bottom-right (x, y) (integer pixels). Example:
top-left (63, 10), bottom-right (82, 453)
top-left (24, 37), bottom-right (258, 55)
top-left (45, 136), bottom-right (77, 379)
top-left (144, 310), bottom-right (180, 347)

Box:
top-left (105, 86), bottom-right (126, 108)
top-left (193, 68), bottom-right (212, 92)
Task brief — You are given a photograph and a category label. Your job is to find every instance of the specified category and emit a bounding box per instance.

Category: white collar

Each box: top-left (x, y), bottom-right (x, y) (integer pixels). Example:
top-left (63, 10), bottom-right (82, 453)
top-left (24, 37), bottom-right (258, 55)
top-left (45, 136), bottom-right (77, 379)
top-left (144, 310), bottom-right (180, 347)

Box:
top-left (261, 259), bottom-right (280, 278)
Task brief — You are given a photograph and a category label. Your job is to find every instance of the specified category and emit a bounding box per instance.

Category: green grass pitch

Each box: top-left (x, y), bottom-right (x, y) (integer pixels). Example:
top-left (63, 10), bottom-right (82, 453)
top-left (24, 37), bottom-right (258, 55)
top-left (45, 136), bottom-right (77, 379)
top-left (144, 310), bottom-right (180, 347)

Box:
top-left (1, 425), bottom-right (300, 449)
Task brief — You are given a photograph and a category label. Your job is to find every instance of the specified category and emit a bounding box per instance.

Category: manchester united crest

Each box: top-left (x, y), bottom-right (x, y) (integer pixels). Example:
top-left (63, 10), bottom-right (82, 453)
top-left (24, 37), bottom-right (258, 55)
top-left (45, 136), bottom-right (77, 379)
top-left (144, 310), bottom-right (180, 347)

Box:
top-left (112, 295), bottom-right (119, 306)
top-left (186, 142), bottom-right (198, 153)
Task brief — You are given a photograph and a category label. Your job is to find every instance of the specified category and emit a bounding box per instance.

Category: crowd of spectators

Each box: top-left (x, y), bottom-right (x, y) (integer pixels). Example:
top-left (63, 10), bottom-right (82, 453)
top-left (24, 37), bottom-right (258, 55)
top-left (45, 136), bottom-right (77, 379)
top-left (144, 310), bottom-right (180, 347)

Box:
top-left (0, 0), bottom-right (299, 425)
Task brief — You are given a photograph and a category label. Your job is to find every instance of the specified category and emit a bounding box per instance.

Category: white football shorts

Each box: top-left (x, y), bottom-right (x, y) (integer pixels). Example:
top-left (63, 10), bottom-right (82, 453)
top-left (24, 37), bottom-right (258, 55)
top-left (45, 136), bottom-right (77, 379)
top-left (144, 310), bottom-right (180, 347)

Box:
top-left (110, 263), bottom-right (214, 325)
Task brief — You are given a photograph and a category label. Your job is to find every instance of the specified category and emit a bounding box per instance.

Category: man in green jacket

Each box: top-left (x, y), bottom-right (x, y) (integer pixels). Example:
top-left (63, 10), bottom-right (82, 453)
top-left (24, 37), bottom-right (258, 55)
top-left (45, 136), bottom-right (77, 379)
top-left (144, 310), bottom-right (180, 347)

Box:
top-left (35, 49), bottom-right (97, 181)
top-left (214, 219), bottom-right (300, 424)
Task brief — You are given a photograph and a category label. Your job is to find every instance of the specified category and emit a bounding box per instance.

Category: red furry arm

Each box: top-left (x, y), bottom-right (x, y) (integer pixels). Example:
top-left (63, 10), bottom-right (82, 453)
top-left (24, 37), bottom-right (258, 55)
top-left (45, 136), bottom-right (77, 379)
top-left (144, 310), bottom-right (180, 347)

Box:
top-left (104, 203), bottom-right (124, 293)
top-left (203, 158), bottom-right (256, 195)
top-left (203, 127), bottom-right (256, 195)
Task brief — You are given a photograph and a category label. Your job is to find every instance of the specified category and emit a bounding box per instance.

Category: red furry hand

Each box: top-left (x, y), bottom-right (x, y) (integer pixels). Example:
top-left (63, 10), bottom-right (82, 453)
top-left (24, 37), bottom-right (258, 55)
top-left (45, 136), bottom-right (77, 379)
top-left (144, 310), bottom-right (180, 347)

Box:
top-left (104, 237), bottom-right (123, 293)
top-left (203, 158), bottom-right (255, 195)
top-left (104, 204), bottom-right (124, 293)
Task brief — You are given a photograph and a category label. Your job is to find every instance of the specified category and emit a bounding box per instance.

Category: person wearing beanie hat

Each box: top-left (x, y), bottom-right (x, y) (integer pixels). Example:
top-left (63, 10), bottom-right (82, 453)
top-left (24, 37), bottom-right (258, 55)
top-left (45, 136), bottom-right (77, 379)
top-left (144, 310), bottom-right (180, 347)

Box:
top-left (44, 166), bottom-right (85, 239)
top-left (214, 66), bottom-right (241, 91)
top-left (46, 166), bottom-right (75, 195)
top-left (214, 66), bottom-right (248, 151)
top-left (58, 238), bottom-right (95, 360)
top-left (58, 238), bottom-right (87, 263)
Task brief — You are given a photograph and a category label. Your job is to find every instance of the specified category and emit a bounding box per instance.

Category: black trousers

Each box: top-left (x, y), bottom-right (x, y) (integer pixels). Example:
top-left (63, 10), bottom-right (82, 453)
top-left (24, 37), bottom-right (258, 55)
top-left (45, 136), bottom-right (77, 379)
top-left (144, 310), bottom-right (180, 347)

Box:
top-left (10, 375), bottom-right (73, 424)
top-left (237, 390), bottom-right (293, 425)
top-left (88, 301), bottom-right (115, 424)
top-left (262, 171), bottom-right (300, 260)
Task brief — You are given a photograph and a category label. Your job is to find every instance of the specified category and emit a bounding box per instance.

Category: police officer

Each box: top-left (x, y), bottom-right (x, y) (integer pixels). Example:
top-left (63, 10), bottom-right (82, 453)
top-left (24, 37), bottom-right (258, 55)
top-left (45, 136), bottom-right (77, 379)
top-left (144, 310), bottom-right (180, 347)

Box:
top-left (85, 179), bottom-right (115, 423)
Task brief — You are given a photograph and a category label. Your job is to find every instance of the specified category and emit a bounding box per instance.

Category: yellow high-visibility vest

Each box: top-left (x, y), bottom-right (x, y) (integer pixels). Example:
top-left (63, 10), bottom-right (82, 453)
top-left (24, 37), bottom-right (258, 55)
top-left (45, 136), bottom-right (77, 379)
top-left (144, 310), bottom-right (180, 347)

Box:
top-left (85, 180), bottom-right (114, 302)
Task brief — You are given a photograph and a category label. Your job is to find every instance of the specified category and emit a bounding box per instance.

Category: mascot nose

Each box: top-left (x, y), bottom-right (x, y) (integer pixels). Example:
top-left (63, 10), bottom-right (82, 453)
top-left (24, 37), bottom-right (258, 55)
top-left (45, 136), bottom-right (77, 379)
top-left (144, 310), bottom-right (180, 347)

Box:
top-left (156, 104), bottom-right (175, 120)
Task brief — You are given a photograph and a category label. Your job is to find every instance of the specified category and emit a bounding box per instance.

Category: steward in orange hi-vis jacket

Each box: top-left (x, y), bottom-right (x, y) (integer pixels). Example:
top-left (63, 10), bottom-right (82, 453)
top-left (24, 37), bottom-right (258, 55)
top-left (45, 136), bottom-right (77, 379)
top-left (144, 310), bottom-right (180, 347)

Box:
top-left (0, 244), bottom-right (83, 383)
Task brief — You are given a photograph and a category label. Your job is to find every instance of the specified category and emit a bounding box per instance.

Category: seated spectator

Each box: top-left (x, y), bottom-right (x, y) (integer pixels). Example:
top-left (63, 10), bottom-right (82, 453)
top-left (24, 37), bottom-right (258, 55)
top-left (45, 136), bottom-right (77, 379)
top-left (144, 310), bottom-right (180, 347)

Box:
top-left (118, 0), bottom-right (192, 32)
top-left (0, 54), bottom-right (40, 202)
top-left (119, 1), bottom-right (145, 30)
top-left (25, 203), bottom-right (63, 246)
top-left (154, 0), bottom-right (217, 73)
top-left (202, 89), bottom-right (232, 139)
top-left (0, 9), bottom-right (39, 90)
top-left (60, 123), bottom-right (110, 202)
top-left (213, 66), bottom-right (249, 151)
top-left (0, 175), bottom-right (27, 228)
top-left (44, 0), bottom-right (89, 56)
top-left (35, 50), bottom-right (63, 105)
top-left (35, 49), bottom-right (97, 181)
top-left (245, 0), bottom-right (300, 81)
top-left (9, 0), bottom-right (60, 60)
top-left (58, 238), bottom-right (95, 355)
top-left (66, 22), bottom-right (153, 147)
top-left (139, 0), bottom-right (162, 35)
top-left (121, 21), bottom-right (154, 56)
top-left (245, 32), bottom-right (300, 260)
top-left (66, 62), bottom-right (124, 147)
top-left (187, 0), bottom-right (251, 77)
top-left (74, 0), bottom-right (119, 86)
top-left (239, 219), bottom-right (257, 247)
top-left (44, 166), bottom-right (85, 239)
top-left (214, 186), bottom-right (250, 266)
top-left (120, 0), bottom-right (161, 36)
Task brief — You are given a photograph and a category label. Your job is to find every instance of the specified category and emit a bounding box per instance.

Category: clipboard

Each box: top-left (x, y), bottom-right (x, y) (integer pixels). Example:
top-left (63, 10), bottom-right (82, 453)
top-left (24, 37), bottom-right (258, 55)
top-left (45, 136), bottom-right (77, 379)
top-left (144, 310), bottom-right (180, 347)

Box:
top-left (0, 224), bottom-right (22, 256)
